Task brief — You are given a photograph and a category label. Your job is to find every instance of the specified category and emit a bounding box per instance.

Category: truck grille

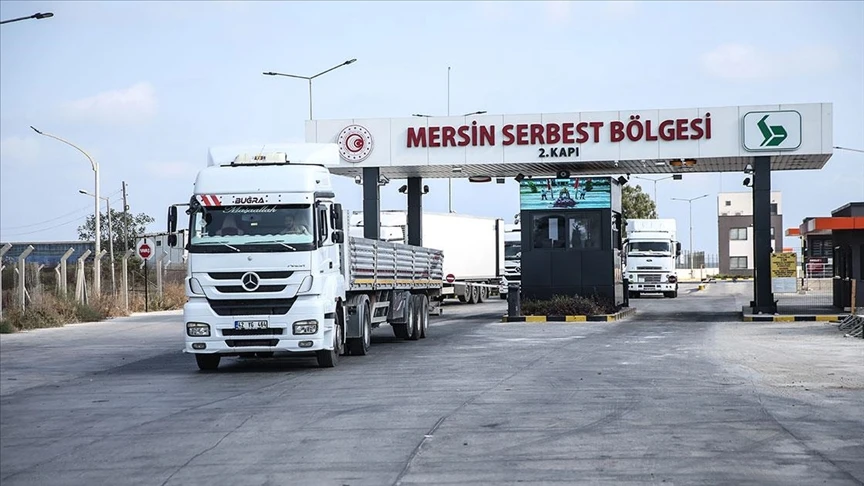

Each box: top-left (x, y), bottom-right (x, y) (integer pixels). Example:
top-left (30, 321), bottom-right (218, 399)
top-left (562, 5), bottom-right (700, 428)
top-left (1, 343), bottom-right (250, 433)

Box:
top-left (641, 274), bottom-right (662, 283)
top-left (636, 266), bottom-right (662, 270)
top-left (207, 298), bottom-right (296, 316)
top-left (208, 271), bottom-right (293, 279)
top-left (215, 285), bottom-right (287, 294)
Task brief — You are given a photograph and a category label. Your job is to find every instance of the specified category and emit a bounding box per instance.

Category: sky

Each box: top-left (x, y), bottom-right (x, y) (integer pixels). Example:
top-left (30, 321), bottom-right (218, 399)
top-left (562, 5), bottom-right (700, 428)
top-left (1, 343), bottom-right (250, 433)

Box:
top-left (1, 0), bottom-right (862, 257)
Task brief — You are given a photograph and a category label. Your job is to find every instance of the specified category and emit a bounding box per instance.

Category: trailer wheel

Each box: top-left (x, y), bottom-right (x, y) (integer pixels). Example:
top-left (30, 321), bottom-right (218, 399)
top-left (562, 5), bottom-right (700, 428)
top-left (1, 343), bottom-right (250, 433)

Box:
top-left (408, 294), bottom-right (424, 341)
top-left (392, 293), bottom-right (412, 339)
top-left (478, 286), bottom-right (489, 303)
top-left (467, 284), bottom-right (478, 304)
top-left (195, 354), bottom-right (220, 371)
top-left (347, 297), bottom-right (371, 355)
top-left (418, 294), bottom-right (429, 339)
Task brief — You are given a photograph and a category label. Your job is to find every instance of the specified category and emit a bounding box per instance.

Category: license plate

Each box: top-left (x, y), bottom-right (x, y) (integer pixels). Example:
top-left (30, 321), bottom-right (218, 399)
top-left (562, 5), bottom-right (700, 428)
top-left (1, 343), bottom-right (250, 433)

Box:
top-left (234, 320), bottom-right (269, 330)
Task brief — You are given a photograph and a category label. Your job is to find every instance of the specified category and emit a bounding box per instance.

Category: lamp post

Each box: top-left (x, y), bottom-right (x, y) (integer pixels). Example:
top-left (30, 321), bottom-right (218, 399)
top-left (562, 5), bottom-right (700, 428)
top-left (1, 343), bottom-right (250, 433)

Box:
top-left (412, 111), bottom-right (487, 213)
top-left (631, 174), bottom-right (683, 204)
top-left (31, 126), bottom-right (101, 297)
top-left (0, 12), bottom-right (53, 25)
top-left (79, 190), bottom-right (115, 294)
top-left (671, 194), bottom-right (709, 277)
top-left (263, 58), bottom-right (357, 120)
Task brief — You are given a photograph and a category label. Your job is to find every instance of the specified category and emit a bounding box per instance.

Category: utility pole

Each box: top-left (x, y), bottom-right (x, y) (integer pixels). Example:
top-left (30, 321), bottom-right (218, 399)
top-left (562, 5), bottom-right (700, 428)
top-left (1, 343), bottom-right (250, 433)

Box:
top-left (122, 181), bottom-right (129, 254)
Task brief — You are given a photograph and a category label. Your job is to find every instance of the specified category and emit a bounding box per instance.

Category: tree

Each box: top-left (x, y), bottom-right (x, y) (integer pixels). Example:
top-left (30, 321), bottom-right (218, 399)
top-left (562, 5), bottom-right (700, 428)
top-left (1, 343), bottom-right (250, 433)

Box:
top-left (77, 209), bottom-right (155, 254)
top-left (621, 184), bottom-right (657, 238)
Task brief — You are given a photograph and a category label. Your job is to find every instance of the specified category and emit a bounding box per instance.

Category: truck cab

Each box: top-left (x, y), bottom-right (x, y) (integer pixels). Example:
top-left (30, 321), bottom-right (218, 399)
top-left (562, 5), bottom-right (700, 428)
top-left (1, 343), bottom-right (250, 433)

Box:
top-left (169, 145), bottom-right (349, 370)
top-left (498, 221), bottom-right (521, 299)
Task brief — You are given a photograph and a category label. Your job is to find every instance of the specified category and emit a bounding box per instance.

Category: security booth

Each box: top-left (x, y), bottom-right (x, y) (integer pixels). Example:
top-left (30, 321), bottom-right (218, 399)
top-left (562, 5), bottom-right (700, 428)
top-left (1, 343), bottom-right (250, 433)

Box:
top-left (518, 175), bottom-right (625, 305)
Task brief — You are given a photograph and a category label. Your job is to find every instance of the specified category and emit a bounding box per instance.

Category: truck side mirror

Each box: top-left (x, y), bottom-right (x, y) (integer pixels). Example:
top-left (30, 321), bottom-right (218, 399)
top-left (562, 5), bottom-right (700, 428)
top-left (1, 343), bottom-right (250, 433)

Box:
top-left (676, 242), bottom-right (682, 257)
top-left (331, 230), bottom-right (344, 244)
top-left (167, 206), bottom-right (178, 247)
top-left (331, 203), bottom-right (344, 230)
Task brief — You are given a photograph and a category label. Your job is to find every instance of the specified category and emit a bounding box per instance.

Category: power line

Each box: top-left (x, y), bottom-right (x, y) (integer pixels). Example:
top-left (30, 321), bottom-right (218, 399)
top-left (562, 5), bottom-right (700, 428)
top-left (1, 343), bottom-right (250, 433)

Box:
top-left (0, 213), bottom-right (89, 238)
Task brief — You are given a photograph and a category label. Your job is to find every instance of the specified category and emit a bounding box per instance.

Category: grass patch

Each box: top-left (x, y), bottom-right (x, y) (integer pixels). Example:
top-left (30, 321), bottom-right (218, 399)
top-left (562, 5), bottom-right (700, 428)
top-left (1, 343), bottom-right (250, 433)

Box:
top-left (521, 294), bottom-right (618, 316)
top-left (0, 282), bottom-right (187, 333)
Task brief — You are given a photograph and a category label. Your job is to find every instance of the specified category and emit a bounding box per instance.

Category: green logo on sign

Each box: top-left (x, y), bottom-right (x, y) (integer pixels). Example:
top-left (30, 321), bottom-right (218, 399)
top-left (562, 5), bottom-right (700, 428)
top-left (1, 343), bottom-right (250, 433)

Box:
top-left (757, 114), bottom-right (788, 147)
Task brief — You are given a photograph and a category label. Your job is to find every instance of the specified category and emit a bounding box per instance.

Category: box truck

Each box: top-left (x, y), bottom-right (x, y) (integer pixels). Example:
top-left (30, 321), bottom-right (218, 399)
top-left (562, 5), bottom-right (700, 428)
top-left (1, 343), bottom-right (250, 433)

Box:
top-left (167, 144), bottom-right (443, 371)
top-left (624, 218), bottom-right (681, 298)
top-left (348, 210), bottom-right (504, 304)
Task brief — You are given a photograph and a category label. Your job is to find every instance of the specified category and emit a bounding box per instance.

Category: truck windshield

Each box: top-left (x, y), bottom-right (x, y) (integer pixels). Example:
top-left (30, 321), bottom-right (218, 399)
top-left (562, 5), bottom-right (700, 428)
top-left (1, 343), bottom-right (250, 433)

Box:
top-left (628, 242), bottom-right (671, 253)
top-left (505, 242), bottom-right (521, 260)
top-left (189, 204), bottom-right (314, 252)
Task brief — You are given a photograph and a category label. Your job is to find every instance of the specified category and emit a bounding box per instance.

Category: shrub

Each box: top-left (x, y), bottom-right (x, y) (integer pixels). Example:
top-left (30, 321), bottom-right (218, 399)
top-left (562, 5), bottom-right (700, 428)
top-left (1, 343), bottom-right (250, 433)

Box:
top-left (521, 293), bottom-right (618, 316)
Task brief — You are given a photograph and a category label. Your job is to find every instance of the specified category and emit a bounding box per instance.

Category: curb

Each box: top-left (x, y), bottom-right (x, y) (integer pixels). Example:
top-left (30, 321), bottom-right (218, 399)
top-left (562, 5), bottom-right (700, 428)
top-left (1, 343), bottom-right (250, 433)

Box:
top-left (501, 307), bottom-right (636, 323)
top-left (741, 314), bottom-right (847, 322)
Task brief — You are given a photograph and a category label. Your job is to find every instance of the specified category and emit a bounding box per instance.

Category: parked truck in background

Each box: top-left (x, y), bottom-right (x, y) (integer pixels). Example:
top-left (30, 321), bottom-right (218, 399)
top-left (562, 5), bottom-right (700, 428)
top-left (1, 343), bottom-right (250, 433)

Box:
top-left (498, 219), bottom-right (521, 300)
top-left (168, 144), bottom-right (443, 371)
top-left (348, 210), bottom-right (504, 305)
top-left (624, 218), bottom-right (681, 298)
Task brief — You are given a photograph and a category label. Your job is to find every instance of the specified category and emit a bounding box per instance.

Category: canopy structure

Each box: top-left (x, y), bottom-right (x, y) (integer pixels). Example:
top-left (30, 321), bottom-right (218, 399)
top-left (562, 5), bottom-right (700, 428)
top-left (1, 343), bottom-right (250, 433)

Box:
top-left (305, 103), bottom-right (832, 179)
top-left (306, 102), bottom-right (834, 316)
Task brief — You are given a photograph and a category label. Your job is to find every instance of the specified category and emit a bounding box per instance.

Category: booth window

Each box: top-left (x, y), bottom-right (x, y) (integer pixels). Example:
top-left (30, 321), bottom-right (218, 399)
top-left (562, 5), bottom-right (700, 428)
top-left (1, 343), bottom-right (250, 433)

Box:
top-left (532, 215), bottom-right (566, 249)
top-left (568, 213), bottom-right (602, 249)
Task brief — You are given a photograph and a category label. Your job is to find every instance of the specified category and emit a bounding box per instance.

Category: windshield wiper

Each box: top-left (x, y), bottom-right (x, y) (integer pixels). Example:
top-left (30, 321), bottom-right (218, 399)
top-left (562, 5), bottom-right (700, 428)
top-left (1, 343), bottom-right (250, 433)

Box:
top-left (279, 243), bottom-right (297, 251)
top-left (221, 243), bottom-right (240, 252)
top-left (245, 241), bottom-right (299, 251)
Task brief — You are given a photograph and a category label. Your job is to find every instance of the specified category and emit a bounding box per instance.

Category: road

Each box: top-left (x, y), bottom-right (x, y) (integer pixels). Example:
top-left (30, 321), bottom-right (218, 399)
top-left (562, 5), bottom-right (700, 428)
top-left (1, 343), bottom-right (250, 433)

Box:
top-left (1, 283), bottom-right (862, 485)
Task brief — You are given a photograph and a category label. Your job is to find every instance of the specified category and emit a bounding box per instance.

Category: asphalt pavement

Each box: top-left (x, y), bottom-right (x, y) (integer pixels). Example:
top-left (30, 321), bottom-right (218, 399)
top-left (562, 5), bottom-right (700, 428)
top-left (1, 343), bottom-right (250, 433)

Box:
top-left (1, 285), bottom-right (862, 485)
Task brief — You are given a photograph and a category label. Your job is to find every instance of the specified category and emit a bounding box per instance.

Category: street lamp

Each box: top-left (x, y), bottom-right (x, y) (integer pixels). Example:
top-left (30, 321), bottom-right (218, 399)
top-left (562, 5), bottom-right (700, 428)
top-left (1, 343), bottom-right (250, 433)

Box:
top-left (0, 12), bottom-right (53, 25)
top-left (263, 58), bottom-right (357, 120)
top-left (671, 194), bottom-right (709, 278)
top-left (79, 190), bottom-right (115, 295)
top-left (31, 126), bottom-right (101, 297)
top-left (631, 174), bottom-right (683, 204)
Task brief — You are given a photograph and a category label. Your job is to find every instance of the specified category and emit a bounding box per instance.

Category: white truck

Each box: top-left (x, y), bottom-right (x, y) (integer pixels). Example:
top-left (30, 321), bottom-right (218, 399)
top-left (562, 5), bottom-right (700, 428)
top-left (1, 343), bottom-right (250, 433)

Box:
top-left (167, 144), bottom-right (443, 371)
top-left (348, 210), bottom-right (504, 304)
top-left (623, 218), bottom-right (681, 298)
top-left (498, 220), bottom-right (521, 300)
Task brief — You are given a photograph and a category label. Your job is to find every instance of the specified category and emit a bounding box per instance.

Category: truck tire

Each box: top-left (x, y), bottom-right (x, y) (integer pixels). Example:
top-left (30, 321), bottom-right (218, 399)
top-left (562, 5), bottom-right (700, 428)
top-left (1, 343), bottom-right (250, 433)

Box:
top-left (391, 293), bottom-right (411, 339)
top-left (478, 286), bottom-right (488, 303)
top-left (408, 294), bottom-right (424, 341)
top-left (317, 314), bottom-right (344, 368)
top-left (418, 294), bottom-right (429, 339)
top-left (347, 298), bottom-right (371, 356)
top-left (467, 284), bottom-right (478, 304)
top-left (664, 290), bottom-right (678, 298)
top-left (195, 354), bottom-right (220, 371)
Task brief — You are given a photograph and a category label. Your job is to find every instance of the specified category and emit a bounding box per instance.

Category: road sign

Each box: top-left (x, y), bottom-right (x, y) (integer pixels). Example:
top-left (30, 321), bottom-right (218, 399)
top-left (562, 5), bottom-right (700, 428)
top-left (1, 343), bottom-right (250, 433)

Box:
top-left (771, 252), bottom-right (798, 293)
top-left (136, 238), bottom-right (156, 261)
top-left (445, 274), bottom-right (455, 283)
top-left (742, 111), bottom-right (802, 152)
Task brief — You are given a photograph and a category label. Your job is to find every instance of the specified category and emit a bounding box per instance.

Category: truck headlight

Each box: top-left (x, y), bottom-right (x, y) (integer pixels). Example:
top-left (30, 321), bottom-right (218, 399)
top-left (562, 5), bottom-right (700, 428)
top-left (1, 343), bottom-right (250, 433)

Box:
top-left (188, 277), bottom-right (204, 295)
top-left (293, 320), bottom-right (318, 335)
top-left (668, 275), bottom-right (678, 283)
top-left (186, 322), bottom-right (210, 337)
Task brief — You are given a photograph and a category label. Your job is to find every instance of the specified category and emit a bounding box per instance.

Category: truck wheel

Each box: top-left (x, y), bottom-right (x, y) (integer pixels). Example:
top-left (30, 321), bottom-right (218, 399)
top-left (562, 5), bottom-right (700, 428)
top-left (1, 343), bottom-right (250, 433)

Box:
top-left (467, 284), bottom-right (478, 304)
top-left (195, 354), bottom-right (220, 371)
top-left (347, 299), bottom-right (371, 355)
top-left (478, 286), bottom-right (488, 303)
top-left (316, 316), bottom-right (343, 368)
top-left (499, 292), bottom-right (508, 300)
top-left (664, 290), bottom-right (678, 298)
top-left (418, 294), bottom-right (429, 339)
top-left (409, 294), bottom-right (424, 341)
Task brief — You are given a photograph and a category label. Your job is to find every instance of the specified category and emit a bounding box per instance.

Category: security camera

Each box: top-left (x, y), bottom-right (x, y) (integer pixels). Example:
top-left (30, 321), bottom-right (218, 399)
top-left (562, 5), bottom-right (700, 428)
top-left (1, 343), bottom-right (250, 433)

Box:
top-left (354, 175), bottom-right (362, 185)
top-left (398, 185), bottom-right (407, 194)
top-left (556, 169), bottom-right (571, 179)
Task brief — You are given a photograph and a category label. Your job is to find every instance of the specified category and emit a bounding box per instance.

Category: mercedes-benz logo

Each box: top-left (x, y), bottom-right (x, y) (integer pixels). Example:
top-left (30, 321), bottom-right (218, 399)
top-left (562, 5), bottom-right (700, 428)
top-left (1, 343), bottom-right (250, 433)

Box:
top-left (241, 272), bottom-right (260, 292)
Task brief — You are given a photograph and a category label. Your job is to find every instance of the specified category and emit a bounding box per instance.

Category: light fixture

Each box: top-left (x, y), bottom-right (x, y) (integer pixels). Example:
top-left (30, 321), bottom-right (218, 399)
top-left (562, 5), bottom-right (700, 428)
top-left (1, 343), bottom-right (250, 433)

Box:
top-left (468, 176), bottom-right (492, 183)
top-left (451, 167), bottom-right (463, 173)
top-left (743, 177), bottom-right (752, 187)
top-left (654, 161), bottom-right (666, 166)
top-left (514, 173), bottom-right (525, 182)
top-left (496, 177), bottom-right (505, 184)
top-left (354, 175), bottom-right (362, 185)
top-left (423, 185), bottom-right (430, 194)
top-left (617, 176), bottom-right (628, 185)
top-left (556, 169), bottom-right (571, 179)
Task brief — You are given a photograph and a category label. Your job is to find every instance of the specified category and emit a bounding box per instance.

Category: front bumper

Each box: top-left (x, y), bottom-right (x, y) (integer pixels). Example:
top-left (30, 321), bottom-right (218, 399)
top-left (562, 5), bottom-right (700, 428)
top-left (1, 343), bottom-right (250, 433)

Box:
top-left (182, 296), bottom-right (334, 355)
top-left (628, 282), bottom-right (676, 292)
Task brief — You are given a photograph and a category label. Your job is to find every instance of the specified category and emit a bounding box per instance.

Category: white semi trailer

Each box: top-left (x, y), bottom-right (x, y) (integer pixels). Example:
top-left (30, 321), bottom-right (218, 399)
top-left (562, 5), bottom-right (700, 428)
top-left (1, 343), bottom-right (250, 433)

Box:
top-left (168, 144), bottom-right (444, 371)
top-left (348, 210), bottom-right (504, 304)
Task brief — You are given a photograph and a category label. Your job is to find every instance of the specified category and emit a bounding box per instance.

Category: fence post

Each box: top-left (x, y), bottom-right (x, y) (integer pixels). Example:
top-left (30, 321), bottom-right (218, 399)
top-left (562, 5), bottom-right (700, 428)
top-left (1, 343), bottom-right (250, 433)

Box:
top-left (0, 243), bottom-right (11, 321)
top-left (54, 266), bottom-right (62, 296)
top-left (75, 250), bottom-right (92, 303)
top-left (155, 250), bottom-right (167, 298)
top-left (17, 246), bottom-right (34, 311)
top-left (36, 264), bottom-right (45, 299)
top-left (121, 249), bottom-right (134, 312)
top-left (59, 247), bottom-right (74, 298)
